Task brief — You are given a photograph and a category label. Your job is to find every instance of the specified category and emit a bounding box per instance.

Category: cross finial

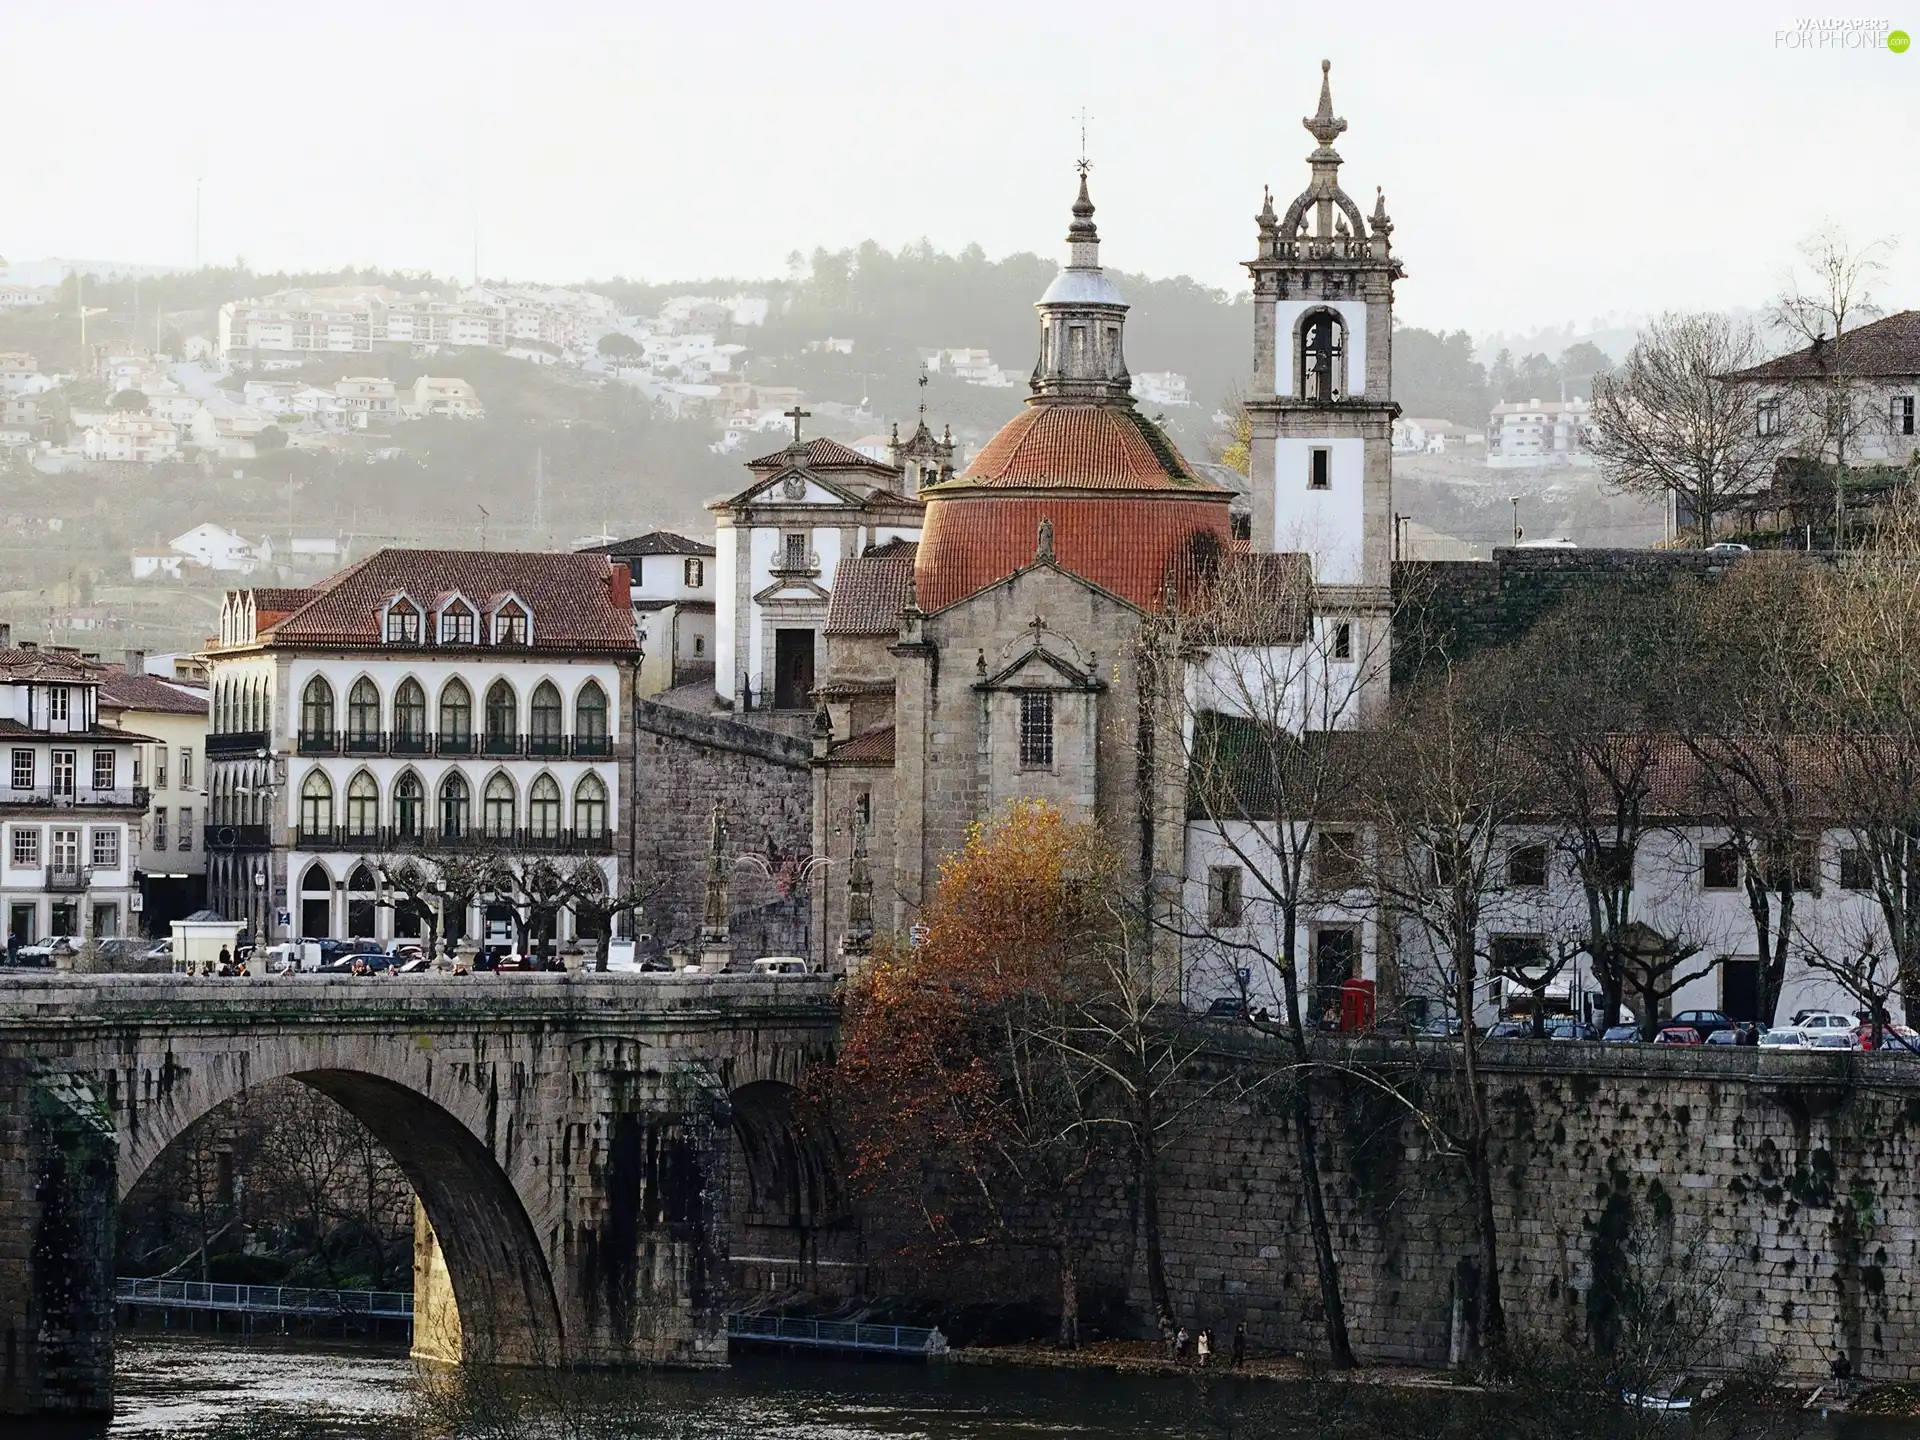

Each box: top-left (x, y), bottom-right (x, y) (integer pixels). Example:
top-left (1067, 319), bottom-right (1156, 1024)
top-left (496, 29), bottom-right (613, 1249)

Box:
top-left (1075, 107), bottom-right (1093, 178)
top-left (918, 364), bottom-right (928, 419)
top-left (783, 404), bottom-right (811, 443)
top-left (1029, 613), bottom-right (1047, 634)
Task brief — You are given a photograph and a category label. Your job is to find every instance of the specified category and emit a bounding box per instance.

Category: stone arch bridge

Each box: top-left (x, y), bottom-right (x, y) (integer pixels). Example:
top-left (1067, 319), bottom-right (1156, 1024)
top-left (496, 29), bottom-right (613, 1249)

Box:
top-left (0, 974), bottom-right (843, 1420)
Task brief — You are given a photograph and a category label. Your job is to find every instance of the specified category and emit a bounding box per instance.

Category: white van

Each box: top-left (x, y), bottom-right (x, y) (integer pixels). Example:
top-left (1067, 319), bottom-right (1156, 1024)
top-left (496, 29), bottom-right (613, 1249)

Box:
top-left (750, 956), bottom-right (810, 977)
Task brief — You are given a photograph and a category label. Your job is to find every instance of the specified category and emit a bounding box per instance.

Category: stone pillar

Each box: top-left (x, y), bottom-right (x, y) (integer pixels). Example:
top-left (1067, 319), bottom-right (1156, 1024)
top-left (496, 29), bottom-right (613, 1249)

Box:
top-left (0, 1069), bottom-right (117, 1419)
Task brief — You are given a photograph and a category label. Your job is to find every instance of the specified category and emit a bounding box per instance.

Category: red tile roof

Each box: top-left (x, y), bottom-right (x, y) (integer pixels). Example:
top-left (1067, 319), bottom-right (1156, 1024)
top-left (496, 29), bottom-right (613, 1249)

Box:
top-left (825, 548), bottom-right (918, 636)
top-left (1726, 311), bottom-right (1920, 382)
top-left (746, 436), bottom-right (900, 474)
top-left (0, 647), bottom-right (102, 683)
top-left (247, 549), bottom-right (638, 652)
top-left (915, 495), bottom-right (1234, 613)
top-left (98, 668), bottom-right (209, 715)
top-left (827, 725), bottom-right (895, 764)
top-left (939, 402), bottom-right (1221, 493)
top-left (576, 530), bottom-right (716, 558)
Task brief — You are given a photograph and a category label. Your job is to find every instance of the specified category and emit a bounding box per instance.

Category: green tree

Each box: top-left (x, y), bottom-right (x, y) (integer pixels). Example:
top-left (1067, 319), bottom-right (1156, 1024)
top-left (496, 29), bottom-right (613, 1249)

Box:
top-left (1391, 326), bottom-right (1488, 424)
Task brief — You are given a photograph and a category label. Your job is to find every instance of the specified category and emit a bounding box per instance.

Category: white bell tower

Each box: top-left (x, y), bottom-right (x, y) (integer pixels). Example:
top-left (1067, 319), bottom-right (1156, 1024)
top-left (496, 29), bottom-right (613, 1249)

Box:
top-left (1245, 60), bottom-right (1400, 598)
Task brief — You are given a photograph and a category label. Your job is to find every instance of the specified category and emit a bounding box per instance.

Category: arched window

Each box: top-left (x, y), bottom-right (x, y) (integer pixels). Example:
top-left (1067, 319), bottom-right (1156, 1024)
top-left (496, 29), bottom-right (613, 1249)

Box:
top-left (300, 861), bottom-right (332, 939)
top-left (1299, 309), bottom-right (1345, 401)
top-left (345, 771), bottom-right (379, 838)
top-left (300, 676), bottom-right (334, 742)
top-left (574, 774), bottom-right (608, 839)
top-left (347, 677), bottom-right (381, 748)
top-left (394, 771), bottom-right (423, 840)
top-left (347, 864), bottom-right (376, 939)
top-left (530, 681), bottom-right (563, 754)
top-left (299, 771), bottom-right (333, 835)
top-left (528, 774), bottom-right (561, 840)
top-left (393, 678), bottom-right (427, 751)
top-left (484, 680), bottom-right (517, 754)
top-left (482, 774), bottom-right (515, 838)
top-left (439, 773), bottom-right (470, 840)
top-left (439, 679), bottom-right (473, 753)
top-left (575, 681), bottom-right (608, 754)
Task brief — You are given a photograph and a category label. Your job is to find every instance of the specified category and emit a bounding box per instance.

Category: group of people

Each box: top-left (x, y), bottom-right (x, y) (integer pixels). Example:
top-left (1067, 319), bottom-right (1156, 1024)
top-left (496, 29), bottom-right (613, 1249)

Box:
top-left (1171, 1322), bottom-right (1248, 1369)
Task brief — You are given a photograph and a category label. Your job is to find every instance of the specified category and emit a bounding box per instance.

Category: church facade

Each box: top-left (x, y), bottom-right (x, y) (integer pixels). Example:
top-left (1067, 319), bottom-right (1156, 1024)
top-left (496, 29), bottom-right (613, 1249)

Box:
top-left (805, 68), bottom-right (1396, 970)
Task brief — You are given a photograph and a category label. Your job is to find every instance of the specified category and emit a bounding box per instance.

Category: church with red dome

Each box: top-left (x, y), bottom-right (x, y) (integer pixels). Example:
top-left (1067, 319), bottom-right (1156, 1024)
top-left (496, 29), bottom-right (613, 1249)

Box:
top-left (808, 62), bottom-right (1400, 959)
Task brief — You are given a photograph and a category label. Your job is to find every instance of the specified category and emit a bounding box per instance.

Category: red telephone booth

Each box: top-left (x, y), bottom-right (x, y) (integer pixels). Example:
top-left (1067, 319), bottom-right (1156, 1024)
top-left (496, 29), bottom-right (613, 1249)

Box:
top-left (1339, 977), bottom-right (1376, 1032)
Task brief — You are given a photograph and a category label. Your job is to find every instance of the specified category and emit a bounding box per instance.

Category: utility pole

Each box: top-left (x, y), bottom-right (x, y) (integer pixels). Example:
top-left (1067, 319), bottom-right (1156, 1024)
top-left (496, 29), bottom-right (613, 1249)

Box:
top-left (534, 447), bottom-right (544, 543)
top-left (1509, 495), bottom-right (1522, 545)
top-left (194, 177), bottom-right (202, 270)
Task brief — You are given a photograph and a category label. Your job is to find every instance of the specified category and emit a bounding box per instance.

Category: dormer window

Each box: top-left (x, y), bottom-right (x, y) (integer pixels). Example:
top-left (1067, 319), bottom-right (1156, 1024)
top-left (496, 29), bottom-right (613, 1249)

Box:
top-left (49, 688), bottom-right (69, 724)
top-left (384, 598), bottom-right (423, 644)
top-left (493, 602), bottom-right (529, 646)
top-left (439, 598), bottom-right (477, 645)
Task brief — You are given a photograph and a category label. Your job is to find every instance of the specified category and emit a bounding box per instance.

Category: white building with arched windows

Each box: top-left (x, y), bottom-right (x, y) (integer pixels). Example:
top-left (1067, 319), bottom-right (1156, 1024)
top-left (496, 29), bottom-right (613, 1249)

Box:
top-left (202, 550), bottom-right (639, 953)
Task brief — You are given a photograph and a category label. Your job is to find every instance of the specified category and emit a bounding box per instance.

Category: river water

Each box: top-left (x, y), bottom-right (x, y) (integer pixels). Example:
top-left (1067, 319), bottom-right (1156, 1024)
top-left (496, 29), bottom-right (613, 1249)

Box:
top-left (105, 1336), bottom-right (1916, 1439)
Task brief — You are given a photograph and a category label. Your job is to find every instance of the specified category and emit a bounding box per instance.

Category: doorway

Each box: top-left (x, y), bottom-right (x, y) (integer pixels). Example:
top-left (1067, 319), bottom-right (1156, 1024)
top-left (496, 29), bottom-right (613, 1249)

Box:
top-left (1312, 927), bottom-right (1357, 1027)
top-left (301, 864), bottom-right (333, 938)
top-left (1721, 956), bottom-right (1761, 1023)
top-left (773, 629), bottom-right (816, 710)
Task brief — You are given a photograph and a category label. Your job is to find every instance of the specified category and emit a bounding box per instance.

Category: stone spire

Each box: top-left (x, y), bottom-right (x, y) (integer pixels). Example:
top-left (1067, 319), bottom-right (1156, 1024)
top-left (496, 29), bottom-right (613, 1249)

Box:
top-left (1274, 60), bottom-right (1367, 246)
top-left (1029, 168), bottom-right (1133, 406)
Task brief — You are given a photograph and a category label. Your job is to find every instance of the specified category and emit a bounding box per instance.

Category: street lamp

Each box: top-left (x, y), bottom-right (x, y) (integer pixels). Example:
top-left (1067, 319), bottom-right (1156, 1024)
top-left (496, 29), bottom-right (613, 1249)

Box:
top-left (1509, 496), bottom-right (1522, 545)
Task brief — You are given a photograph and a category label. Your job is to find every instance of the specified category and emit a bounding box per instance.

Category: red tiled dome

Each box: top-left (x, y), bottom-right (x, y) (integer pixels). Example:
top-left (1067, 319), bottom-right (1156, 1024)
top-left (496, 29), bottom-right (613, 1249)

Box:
top-left (915, 399), bottom-right (1233, 613)
top-left (951, 402), bottom-right (1212, 491)
top-left (916, 494), bottom-right (1232, 613)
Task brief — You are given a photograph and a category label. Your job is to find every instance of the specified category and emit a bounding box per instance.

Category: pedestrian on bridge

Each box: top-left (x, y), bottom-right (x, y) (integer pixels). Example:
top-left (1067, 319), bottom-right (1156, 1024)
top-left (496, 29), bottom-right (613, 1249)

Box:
top-left (1196, 1330), bottom-right (1211, 1368)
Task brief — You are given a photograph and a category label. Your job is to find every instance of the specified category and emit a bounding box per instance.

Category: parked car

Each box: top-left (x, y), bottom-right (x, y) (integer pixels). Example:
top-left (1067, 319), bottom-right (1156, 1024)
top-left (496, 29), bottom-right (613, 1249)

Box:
top-left (750, 956), bottom-right (811, 977)
top-left (396, 956), bottom-right (436, 975)
top-left (1705, 541), bottom-right (1751, 555)
top-left (1653, 1025), bottom-right (1704, 1046)
top-left (1485, 1020), bottom-right (1535, 1040)
top-left (142, 937), bottom-right (174, 965)
top-left (1869, 1024), bottom-right (1920, 1054)
top-left (1667, 1010), bottom-right (1737, 1041)
top-left (1705, 1028), bottom-right (1743, 1046)
top-left (1415, 1016), bottom-right (1463, 1038)
top-left (1808, 1031), bottom-right (1860, 1051)
top-left (1203, 996), bottom-right (1246, 1021)
top-left (1601, 1024), bottom-right (1643, 1044)
top-left (1774, 1011), bottom-right (1855, 1044)
top-left (1546, 1020), bottom-right (1599, 1041)
top-left (1758, 1028), bottom-right (1807, 1049)
top-left (14, 936), bottom-right (81, 967)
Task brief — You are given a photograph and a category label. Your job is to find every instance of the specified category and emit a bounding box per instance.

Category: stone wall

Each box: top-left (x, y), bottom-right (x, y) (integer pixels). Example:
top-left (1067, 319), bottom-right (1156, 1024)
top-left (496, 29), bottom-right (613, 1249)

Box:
top-left (856, 1040), bottom-right (1920, 1384)
top-left (629, 698), bottom-right (814, 963)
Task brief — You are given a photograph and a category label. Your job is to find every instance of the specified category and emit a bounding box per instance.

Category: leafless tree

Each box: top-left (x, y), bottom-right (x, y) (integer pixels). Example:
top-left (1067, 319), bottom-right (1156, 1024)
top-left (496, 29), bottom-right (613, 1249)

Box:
top-left (1589, 312), bottom-right (1792, 547)
top-left (1145, 552), bottom-right (1375, 1368)
top-left (1363, 647), bottom-right (1539, 1366)
top-left (1771, 224), bottom-right (1896, 547)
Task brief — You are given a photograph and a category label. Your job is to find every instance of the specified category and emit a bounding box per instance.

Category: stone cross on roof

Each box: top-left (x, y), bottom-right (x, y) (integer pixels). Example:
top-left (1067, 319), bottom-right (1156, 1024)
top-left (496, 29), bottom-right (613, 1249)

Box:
top-left (784, 405), bottom-right (811, 443)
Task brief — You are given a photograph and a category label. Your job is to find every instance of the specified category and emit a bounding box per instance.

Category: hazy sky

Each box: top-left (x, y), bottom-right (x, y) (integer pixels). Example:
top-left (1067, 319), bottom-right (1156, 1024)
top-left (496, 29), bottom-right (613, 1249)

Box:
top-left (5, 0), bottom-right (1916, 334)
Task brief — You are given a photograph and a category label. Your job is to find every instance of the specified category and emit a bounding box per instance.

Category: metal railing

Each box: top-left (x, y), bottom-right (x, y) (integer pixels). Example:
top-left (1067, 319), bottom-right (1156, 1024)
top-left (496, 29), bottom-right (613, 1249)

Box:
top-left (293, 825), bottom-right (614, 855)
top-left (203, 823), bottom-right (274, 851)
top-left (292, 732), bottom-right (612, 759)
top-left (116, 1277), bottom-right (414, 1319)
top-left (0, 787), bottom-right (149, 810)
top-left (725, 1312), bottom-right (947, 1355)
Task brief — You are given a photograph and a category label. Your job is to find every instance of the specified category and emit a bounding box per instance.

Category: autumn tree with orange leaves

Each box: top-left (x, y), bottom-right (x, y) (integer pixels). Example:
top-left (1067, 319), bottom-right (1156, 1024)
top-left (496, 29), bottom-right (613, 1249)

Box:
top-left (832, 799), bottom-right (1124, 1347)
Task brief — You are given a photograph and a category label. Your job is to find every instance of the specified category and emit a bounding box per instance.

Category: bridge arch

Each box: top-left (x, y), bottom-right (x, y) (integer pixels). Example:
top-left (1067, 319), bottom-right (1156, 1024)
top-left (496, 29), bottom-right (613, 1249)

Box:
top-left (115, 1049), bottom-right (565, 1366)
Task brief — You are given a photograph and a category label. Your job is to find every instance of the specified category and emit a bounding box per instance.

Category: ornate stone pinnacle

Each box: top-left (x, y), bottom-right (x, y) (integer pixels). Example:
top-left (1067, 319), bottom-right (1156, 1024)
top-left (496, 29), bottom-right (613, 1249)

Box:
top-left (1371, 185), bottom-right (1394, 237)
top-left (1304, 59), bottom-right (1347, 150)
top-left (1068, 171), bottom-right (1098, 244)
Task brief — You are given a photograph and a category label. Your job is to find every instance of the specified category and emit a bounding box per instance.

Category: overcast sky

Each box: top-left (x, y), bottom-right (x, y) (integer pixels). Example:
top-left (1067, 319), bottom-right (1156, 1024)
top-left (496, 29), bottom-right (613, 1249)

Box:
top-left (4, 0), bottom-right (1915, 334)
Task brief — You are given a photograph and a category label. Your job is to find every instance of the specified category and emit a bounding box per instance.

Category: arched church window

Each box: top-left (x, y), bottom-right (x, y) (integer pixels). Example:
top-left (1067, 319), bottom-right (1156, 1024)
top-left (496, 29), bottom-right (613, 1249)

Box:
top-left (1299, 310), bottom-right (1345, 401)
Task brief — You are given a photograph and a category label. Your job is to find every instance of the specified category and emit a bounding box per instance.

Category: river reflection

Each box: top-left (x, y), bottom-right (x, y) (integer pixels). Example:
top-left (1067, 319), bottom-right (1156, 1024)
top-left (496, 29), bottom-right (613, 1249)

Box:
top-left (108, 1335), bottom-right (1919, 1440)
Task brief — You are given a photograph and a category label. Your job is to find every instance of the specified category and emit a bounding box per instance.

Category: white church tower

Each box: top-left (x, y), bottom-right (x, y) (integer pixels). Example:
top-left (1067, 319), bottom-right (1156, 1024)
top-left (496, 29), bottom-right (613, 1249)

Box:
top-left (1245, 61), bottom-right (1400, 608)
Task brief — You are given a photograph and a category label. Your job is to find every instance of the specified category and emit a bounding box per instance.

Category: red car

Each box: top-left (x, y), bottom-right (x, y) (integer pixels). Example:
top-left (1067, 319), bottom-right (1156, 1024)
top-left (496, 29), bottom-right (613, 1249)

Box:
top-left (1858, 1023), bottom-right (1920, 1054)
top-left (1653, 1025), bottom-right (1704, 1046)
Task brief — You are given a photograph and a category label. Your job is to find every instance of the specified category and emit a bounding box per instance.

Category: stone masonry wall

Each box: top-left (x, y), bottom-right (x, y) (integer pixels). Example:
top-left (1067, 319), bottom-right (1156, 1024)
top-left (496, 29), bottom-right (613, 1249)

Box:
top-left (630, 698), bottom-right (814, 963)
top-left (855, 1041), bottom-right (1920, 1383)
top-left (1117, 1041), bottom-right (1920, 1382)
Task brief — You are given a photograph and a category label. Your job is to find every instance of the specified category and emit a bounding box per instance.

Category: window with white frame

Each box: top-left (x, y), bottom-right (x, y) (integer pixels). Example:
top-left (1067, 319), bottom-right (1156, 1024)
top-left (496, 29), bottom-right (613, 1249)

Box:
top-left (440, 603), bottom-right (477, 644)
top-left (90, 828), bottom-right (119, 868)
top-left (180, 748), bottom-right (193, 788)
top-left (1893, 394), bottom-right (1916, 437)
top-left (684, 557), bottom-right (704, 588)
top-left (92, 750), bottom-right (115, 790)
top-left (493, 603), bottom-right (529, 645)
top-left (48, 688), bottom-right (69, 723)
top-left (1757, 398), bottom-right (1780, 436)
top-left (10, 827), bottom-right (39, 867)
top-left (385, 605), bottom-right (421, 644)
top-left (10, 750), bottom-right (31, 790)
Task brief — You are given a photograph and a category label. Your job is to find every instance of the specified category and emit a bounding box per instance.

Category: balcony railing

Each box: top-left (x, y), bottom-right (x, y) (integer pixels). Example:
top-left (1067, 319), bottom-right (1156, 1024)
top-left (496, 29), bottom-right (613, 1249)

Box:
top-left (769, 551), bottom-right (822, 579)
top-left (206, 730), bottom-right (269, 758)
top-left (292, 825), bottom-right (614, 855)
top-left (285, 733), bottom-right (613, 760)
top-left (47, 865), bottom-right (86, 892)
top-left (204, 823), bottom-right (274, 851)
top-left (0, 787), bottom-right (149, 811)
